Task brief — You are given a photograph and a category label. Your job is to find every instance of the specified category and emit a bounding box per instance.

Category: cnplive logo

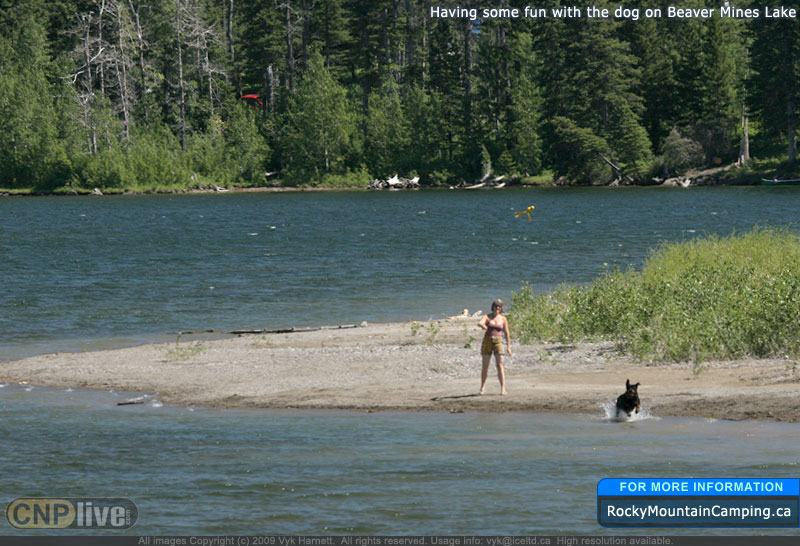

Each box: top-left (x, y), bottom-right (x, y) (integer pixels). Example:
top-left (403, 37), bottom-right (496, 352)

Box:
top-left (6, 497), bottom-right (138, 529)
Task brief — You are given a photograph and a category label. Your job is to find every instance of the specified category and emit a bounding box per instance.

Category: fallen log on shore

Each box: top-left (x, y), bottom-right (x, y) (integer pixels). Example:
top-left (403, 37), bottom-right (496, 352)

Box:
top-left (367, 174), bottom-right (420, 190)
top-left (460, 175), bottom-right (506, 189)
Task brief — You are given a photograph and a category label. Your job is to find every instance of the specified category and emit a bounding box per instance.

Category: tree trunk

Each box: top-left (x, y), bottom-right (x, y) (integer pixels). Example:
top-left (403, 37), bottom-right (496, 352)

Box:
top-left (116, 3), bottom-right (130, 139)
top-left (422, 0), bottom-right (429, 82)
top-left (383, 7), bottom-right (390, 66)
top-left (126, 0), bottom-right (147, 118)
top-left (301, 0), bottom-right (309, 63)
top-left (285, 2), bottom-right (295, 90)
top-left (176, 4), bottom-right (187, 151)
top-left (206, 46), bottom-right (213, 113)
top-left (266, 65), bottom-right (276, 108)
top-left (463, 18), bottom-right (473, 145)
top-left (226, 0), bottom-right (241, 96)
top-left (361, 22), bottom-right (370, 138)
top-left (193, 0), bottom-right (203, 96)
top-left (739, 115), bottom-right (749, 165)
top-left (404, 0), bottom-right (415, 82)
top-left (323, 0), bottom-right (331, 67)
top-left (82, 14), bottom-right (97, 155)
top-left (97, 0), bottom-right (106, 96)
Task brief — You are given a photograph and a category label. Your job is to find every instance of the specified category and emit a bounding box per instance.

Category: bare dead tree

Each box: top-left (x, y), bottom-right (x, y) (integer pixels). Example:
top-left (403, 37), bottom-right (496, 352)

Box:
top-left (266, 64), bottom-right (278, 108)
top-left (97, 0), bottom-right (107, 96)
top-left (226, 0), bottom-right (241, 96)
top-left (68, 12), bottom-right (102, 153)
top-left (301, 0), bottom-right (309, 63)
top-left (125, 0), bottom-right (148, 118)
top-left (110, 0), bottom-right (136, 139)
top-left (174, 0), bottom-right (187, 150)
top-left (182, 0), bottom-right (226, 114)
top-left (404, 0), bottom-right (415, 78)
top-left (277, 0), bottom-right (300, 89)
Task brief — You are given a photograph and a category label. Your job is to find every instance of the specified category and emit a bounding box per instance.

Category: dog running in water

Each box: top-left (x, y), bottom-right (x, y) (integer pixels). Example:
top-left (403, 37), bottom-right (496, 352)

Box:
top-left (616, 379), bottom-right (641, 419)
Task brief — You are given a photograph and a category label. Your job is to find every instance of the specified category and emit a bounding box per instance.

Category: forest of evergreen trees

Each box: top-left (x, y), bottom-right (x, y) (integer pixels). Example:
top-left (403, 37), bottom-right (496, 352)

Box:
top-left (1, 0), bottom-right (798, 191)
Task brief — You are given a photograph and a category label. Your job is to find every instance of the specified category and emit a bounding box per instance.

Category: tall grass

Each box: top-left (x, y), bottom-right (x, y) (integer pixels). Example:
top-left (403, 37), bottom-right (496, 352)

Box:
top-left (509, 227), bottom-right (800, 362)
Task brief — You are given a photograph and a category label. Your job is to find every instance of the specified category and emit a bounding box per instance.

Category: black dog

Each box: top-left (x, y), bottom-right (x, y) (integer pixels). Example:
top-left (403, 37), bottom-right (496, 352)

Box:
top-left (616, 379), bottom-right (641, 418)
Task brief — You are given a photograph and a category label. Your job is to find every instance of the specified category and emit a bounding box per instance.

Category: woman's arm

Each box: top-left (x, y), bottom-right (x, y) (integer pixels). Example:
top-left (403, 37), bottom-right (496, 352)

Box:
top-left (478, 315), bottom-right (488, 331)
top-left (504, 317), bottom-right (512, 356)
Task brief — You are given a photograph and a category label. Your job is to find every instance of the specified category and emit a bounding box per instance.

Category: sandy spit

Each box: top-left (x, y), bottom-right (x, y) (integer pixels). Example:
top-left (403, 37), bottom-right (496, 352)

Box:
top-left (2, 317), bottom-right (800, 421)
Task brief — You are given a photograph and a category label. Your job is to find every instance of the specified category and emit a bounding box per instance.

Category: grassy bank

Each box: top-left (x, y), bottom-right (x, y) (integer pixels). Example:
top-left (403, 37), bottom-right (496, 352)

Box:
top-left (510, 227), bottom-right (800, 363)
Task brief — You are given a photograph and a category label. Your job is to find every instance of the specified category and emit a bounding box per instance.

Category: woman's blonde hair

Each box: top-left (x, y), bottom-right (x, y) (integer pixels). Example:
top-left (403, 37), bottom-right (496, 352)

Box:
top-left (491, 299), bottom-right (504, 312)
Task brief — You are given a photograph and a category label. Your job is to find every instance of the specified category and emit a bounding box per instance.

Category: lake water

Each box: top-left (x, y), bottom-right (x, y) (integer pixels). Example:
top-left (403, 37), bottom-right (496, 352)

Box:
top-left (1, 385), bottom-right (799, 536)
top-left (2, 187), bottom-right (800, 535)
top-left (2, 186), bottom-right (800, 361)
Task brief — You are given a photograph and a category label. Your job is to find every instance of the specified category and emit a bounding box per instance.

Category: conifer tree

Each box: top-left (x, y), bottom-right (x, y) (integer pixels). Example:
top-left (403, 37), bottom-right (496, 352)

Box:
top-left (0, 19), bottom-right (74, 189)
top-left (280, 51), bottom-right (357, 183)
top-left (365, 78), bottom-right (407, 177)
top-left (749, 3), bottom-right (800, 163)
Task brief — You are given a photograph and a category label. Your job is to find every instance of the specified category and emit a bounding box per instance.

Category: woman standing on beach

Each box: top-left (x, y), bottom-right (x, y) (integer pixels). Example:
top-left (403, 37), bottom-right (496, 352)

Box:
top-left (478, 299), bottom-right (511, 395)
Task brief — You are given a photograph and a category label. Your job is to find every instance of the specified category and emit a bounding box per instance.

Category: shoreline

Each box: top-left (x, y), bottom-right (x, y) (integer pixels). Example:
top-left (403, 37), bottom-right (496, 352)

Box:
top-left (2, 318), bottom-right (799, 422)
top-left (0, 164), bottom-right (780, 197)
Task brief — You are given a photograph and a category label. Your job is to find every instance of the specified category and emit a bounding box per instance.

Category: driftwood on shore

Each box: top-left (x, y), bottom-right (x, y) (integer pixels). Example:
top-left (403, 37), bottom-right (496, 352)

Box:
top-left (367, 174), bottom-right (420, 190)
top-left (231, 323), bottom-right (364, 335)
top-left (460, 174), bottom-right (506, 189)
top-left (660, 171), bottom-right (736, 188)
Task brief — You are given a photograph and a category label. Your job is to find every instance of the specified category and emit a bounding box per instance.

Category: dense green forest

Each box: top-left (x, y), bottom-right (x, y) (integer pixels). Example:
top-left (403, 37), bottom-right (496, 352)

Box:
top-left (0, 0), bottom-right (798, 191)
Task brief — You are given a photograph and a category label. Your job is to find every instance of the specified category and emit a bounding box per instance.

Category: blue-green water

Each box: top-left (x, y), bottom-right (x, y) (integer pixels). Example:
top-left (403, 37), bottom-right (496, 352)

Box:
top-left (1, 385), bottom-right (799, 535)
top-left (3, 187), bottom-right (800, 535)
top-left (2, 187), bottom-right (800, 361)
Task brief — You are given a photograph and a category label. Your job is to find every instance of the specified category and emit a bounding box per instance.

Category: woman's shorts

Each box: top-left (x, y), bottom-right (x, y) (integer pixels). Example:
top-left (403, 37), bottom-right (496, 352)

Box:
top-left (481, 335), bottom-right (504, 356)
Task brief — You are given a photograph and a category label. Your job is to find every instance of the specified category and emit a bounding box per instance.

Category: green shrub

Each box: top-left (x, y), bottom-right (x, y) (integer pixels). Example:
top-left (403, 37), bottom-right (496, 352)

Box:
top-left (426, 169), bottom-right (454, 187)
top-left (660, 128), bottom-right (705, 174)
top-left (510, 228), bottom-right (800, 362)
top-left (318, 165), bottom-right (372, 188)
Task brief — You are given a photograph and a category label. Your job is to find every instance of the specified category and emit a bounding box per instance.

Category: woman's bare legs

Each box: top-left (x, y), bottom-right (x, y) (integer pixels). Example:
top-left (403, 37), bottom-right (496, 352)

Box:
top-left (480, 354), bottom-right (491, 394)
top-left (496, 353), bottom-right (507, 395)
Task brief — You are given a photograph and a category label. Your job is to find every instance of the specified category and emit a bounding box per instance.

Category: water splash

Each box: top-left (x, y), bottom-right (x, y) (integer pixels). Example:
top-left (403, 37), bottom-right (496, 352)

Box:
top-left (600, 401), bottom-right (659, 422)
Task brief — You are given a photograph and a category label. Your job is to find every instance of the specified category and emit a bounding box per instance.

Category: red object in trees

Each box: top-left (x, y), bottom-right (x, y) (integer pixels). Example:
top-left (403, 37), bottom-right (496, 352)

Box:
top-left (240, 94), bottom-right (263, 108)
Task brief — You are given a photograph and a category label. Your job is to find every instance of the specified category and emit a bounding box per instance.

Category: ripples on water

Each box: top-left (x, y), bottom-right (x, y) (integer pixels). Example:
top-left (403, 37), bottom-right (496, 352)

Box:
top-left (2, 187), bottom-right (800, 360)
top-left (1, 385), bottom-right (799, 535)
top-left (3, 188), bottom-right (800, 535)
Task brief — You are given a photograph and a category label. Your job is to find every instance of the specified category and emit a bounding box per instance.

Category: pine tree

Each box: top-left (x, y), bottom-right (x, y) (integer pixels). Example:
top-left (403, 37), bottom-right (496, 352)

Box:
top-left (506, 29), bottom-right (542, 175)
top-left (365, 77), bottom-right (407, 177)
top-left (625, 15), bottom-right (681, 147)
top-left (749, 2), bottom-right (800, 163)
top-left (0, 19), bottom-right (74, 189)
top-left (401, 85), bottom-right (441, 180)
top-left (534, 0), bottom-right (650, 180)
top-left (693, 13), bottom-right (747, 162)
top-left (427, 17), bottom-right (463, 175)
top-left (280, 51), bottom-right (357, 184)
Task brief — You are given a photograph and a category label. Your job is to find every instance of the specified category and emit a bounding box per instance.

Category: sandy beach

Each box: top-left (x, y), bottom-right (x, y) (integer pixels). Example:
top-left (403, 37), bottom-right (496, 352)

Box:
top-left (2, 316), bottom-right (800, 421)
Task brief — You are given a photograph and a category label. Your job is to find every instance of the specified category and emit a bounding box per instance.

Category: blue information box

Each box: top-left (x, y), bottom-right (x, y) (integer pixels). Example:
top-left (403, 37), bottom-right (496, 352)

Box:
top-left (597, 479), bottom-right (800, 528)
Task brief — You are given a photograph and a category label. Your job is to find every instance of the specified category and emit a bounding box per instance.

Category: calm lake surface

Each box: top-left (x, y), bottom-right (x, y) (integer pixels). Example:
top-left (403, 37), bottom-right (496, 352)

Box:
top-left (1, 385), bottom-right (799, 535)
top-left (2, 187), bottom-right (800, 535)
top-left (2, 186), bottom-right (800, 361)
